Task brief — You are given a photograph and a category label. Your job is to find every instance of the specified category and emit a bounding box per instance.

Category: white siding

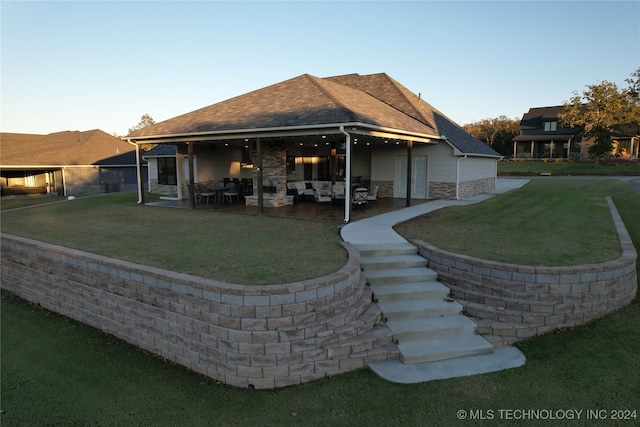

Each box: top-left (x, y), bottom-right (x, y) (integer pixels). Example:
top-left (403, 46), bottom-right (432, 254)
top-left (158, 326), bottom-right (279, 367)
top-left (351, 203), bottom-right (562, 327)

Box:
top-left (148, 158), bottom-right (158, 179)
top-left (422, 143), bottom-right (457, 182)
top-left (371, 146), bottom-right (397, 181)
top-left (458, 157), bottom-right (497, 182)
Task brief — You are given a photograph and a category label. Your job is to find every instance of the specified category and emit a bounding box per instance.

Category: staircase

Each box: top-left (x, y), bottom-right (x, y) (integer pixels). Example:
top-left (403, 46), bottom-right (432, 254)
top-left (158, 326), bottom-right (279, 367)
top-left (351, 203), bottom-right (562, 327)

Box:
top-left (356, 242), bottom-right (494, 365)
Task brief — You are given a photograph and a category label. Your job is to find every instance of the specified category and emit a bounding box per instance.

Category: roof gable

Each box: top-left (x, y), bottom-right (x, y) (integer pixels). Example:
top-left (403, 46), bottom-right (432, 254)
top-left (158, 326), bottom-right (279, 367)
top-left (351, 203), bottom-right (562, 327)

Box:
top-left (130, 74), bottom-right (439, 138)
top-left (324, 73), bottom-right (500, 156)
top-left (519, 106), bottom-right (565, 129)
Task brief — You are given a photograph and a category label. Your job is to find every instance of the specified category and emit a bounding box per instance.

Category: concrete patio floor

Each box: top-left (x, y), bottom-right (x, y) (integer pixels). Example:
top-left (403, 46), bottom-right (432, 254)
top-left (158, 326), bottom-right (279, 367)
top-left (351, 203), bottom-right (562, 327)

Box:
top-left (146, 196), bottom-right (430, 223)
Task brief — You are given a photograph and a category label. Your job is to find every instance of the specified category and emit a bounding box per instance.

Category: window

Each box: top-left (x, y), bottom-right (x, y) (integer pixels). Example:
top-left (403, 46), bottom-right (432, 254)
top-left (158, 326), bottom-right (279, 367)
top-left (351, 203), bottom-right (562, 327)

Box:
top-left (544, 121), bottom-right (557, 132)
top-left (157, 157), bottom-right (177, 185)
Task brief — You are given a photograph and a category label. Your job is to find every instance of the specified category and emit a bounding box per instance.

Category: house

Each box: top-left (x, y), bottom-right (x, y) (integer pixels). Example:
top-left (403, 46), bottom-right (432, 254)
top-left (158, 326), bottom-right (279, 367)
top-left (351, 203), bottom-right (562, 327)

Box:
top-left (513, 106), bottom-right (640, 160)
top-left (512, 106), bottom-right (582, 159)
top-left (127, 73), bottom-right (501, 221)
top-left (0, 129), bottom-right (146, 196)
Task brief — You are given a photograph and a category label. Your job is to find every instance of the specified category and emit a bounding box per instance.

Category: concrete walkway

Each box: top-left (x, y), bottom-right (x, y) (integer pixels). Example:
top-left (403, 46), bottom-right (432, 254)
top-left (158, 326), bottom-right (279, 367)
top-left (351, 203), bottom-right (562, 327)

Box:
top-left (340, 178), bottom-right (530, 383)
top-left (340, 178), bottom-right (529, 246)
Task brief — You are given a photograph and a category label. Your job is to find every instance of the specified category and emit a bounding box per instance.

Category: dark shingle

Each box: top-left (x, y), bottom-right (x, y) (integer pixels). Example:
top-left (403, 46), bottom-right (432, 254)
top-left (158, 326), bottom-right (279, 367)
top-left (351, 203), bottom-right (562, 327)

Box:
top-left (1, 130), bottom-right (137, 166)
top-left (129, 73), bottom-right (500, 157)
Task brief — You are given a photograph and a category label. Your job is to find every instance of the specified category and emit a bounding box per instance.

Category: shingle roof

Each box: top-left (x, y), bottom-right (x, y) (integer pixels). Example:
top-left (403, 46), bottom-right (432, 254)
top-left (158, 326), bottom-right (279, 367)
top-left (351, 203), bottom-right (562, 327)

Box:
top-left (328, 73), bottom-right (500, 156)
top-left (0, 129), bottom-right (137, 166)
top-left (519, 106), bottom-right (566, 129)
top-left (143, 144), bottom-right (177, 157)
top-left (130, 73), bottom-right (500, 157)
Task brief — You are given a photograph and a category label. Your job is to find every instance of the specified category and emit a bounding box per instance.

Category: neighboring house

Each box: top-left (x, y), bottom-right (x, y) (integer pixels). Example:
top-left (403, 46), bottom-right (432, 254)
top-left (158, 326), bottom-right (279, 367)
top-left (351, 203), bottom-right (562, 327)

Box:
top-left (513, 106), bottom-right (639, 160)
top-left (512, 106), bottom-right (582, 159)
top-left (0, 129), bottom-right (146, 196)
top-left (128, 73), bottom-right (501, 220)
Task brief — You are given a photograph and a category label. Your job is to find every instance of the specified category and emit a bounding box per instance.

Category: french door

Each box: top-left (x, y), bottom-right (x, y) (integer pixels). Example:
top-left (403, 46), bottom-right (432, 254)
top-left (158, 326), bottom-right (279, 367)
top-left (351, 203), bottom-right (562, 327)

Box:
top-left (396, 155), bottom-right (427, 199)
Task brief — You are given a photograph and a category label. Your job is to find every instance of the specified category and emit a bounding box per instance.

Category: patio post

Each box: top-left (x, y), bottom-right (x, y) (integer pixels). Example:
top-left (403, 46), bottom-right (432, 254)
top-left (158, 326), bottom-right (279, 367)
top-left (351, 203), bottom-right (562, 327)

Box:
top-left (406, 140), bottom-right (413, 207)
top-left (256, 137), bottom-right (263, 215)
top-left (136, 142), bottom-right (145, 204)
top-left (188, 141), bottom-right (196, 209)
top-left (340, 126), bottom-right (352, 223)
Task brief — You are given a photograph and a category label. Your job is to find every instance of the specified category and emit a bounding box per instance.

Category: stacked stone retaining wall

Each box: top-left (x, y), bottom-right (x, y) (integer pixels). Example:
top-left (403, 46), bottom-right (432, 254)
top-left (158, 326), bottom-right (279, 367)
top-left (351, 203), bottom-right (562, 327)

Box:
top-left (413, 197), bottom-right (637, 345)
top-left (0, 235), bottom-right (397, 389)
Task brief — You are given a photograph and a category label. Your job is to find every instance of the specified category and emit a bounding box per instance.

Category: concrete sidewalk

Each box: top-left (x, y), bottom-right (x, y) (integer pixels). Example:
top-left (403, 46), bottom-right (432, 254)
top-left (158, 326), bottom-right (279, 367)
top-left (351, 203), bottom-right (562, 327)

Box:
top-left (340, 178), bottom-right (529, 245)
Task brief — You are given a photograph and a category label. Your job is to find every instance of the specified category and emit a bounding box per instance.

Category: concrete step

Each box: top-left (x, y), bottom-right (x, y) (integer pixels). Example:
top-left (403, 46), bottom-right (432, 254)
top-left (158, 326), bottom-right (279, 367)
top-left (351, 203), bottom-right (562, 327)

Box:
top-left (368, 346), bottom-right (526, 384)
top-left (386, 315), bottom-right (478, 342)
top-left (365, 268), bottom-right (438, 285)
top-left (371, 281), bottom-right (450, 303)
top-left (399, 335), bottom-right (494, 364)
top-left (361, 254), bottom-right (427, 271)
top-left (355, 242), bottom-right (418, 257)
top-left (378, 297), bottom-right (462, 321)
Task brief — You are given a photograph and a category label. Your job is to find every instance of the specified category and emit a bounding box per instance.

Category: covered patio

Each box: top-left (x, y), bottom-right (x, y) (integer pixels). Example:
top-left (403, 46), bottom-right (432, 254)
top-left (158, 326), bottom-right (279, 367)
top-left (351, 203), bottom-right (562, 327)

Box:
top-left (127, 73), bottom-right (501, 223)
top-left (512, 134), bottom-right (578, 159)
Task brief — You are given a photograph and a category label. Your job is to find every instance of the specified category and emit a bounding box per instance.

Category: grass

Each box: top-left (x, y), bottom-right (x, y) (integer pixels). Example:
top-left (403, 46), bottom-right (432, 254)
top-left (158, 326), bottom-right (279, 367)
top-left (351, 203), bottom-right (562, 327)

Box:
top-left (2, 290), bottom-right (639, 426)
top-left (1, 179), bottom-right (639, 425)
top-left (394, 179), bottom-right (638, 266)
top-left (0, 192), bottom-right (346, 285)
top-left (0, 195), bottom-right (66, 211)
top-left (498, 159), bottom-right (640, 176)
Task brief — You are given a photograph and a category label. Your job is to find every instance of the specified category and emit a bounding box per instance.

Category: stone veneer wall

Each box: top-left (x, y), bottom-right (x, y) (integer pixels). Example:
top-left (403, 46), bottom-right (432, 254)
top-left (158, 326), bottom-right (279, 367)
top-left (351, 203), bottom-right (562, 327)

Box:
top-left (249, 143), bottom-right (292, 207)
top-left (149, 179), bottom-right (179, 197)
top-left (429, 182), bottom-right (456, 199)
top-left (412, 197), bottom-right (637, 345)
top-left (374, 181), bottom-right (393, 198)
top-left (64, 183), bottom-right (139, 197)
top-left (0, 235), bottom-right (397, 389)
top-left (458, 178), bottom-right (496, 200)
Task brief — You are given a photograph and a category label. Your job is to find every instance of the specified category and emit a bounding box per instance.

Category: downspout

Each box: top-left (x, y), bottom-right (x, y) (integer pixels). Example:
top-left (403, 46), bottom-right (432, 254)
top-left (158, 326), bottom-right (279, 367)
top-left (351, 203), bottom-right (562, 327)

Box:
top-left (61, 167), bottom-right (68, 197)
top-left (124, 138), bottom-right (144, 204)
top-left (456, 154), bottom-right (468, 200)
top-left (340, 126), bottom-right (351, 223)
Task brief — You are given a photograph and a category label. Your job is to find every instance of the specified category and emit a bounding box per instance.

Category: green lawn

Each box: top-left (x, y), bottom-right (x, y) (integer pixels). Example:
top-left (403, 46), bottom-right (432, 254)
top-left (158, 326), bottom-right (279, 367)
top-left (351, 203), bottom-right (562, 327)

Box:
top-left (0, 195), bottom-right (66, 211)
top-left (498, 159), bottom-right (640, 176)
top-left (0, 192), bottom-right (346, 285)
top-left (394, 179), bottom-right (637, 266)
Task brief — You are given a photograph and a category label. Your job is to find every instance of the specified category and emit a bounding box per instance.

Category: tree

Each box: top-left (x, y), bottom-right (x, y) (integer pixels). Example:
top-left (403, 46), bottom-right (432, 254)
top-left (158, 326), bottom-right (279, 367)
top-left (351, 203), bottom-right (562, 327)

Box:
top-left (463, 116), bottom-right (520, 156)
top-left (559, 68), bottom-right (640, 165)
top-left (127, 114), bottom-right (156, 136)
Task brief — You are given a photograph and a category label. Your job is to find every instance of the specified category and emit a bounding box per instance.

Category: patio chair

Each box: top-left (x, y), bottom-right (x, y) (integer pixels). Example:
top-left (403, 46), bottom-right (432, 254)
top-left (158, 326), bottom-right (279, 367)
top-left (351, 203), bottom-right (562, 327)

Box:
top-left (352, 187), bottom-right (368, 209)
top-left (223, 183), bottom-right (240, 203)
top-left (196, 183), bottom-right (215, 204)
top-left (331, 183), bottom-right (345, 200)
top-left (367, 184), bottom-right (379, 205)
top-left (313, 188), bottom-right (332, 204)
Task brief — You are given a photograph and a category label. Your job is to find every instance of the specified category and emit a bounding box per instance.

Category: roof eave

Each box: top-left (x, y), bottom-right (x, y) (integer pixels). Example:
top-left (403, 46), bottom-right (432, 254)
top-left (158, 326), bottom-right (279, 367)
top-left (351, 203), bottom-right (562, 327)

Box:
top-left (444, 139), bottom-right (501, 158)
top-left (125, 122), bottom-right (442, 145)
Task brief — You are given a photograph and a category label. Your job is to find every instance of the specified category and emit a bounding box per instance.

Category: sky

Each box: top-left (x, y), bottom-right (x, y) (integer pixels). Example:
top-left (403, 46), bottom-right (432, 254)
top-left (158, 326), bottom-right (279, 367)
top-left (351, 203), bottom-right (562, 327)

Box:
top-left (1, 0), bottom-right (639, 136)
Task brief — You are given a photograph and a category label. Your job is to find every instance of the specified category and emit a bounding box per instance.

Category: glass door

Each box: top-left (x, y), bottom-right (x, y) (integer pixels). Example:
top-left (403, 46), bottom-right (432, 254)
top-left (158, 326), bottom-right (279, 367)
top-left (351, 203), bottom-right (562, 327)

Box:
top-left (396, 156), bottom-right (427, 198)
